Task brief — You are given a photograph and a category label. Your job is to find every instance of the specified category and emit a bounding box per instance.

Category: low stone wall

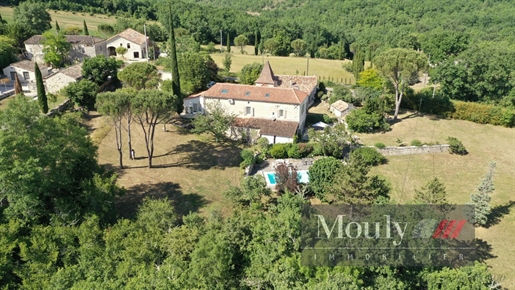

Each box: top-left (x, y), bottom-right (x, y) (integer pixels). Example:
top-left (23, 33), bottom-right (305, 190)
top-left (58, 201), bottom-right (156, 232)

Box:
top-left (0, 89), bottom-right (15, 101)
top-left (377, 145), bottom-right (450, 156)
top-left (46, 99), bottom-right (73, 117)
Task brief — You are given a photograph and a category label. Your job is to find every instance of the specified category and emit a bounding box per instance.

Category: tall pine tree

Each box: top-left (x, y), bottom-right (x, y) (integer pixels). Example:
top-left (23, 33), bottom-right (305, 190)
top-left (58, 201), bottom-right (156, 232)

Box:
top-left (14, 73), bottom-right (22, 95)
top-left (470, 162), bottom-right (496, 226)
top-left (83, 20), bottom-right (89, 35)
top-left (226, 33), bottom-right (231, 53)
top-left (35, 62), bottom-right (48, 114)
top-left (254, 30), bottom-right (259, 55)
top-left (168, 4), bottom-right (181, 113)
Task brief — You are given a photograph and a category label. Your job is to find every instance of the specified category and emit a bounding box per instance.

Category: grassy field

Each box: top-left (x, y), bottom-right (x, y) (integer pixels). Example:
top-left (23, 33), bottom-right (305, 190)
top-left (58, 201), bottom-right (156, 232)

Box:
top-left (354, 111), bottom-right (515, 288)
top-left (0, 6), bottom-right (116, 37)
top-left (210, 45), bottom-right (356, 84)
top-left (90, 113), bottom-right (242, 219)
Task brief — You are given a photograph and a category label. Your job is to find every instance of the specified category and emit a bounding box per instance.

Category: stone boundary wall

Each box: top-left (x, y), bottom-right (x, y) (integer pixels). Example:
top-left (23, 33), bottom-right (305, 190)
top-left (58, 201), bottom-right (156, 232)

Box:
top-left (0, 89), bottom-right (15, 101)
top-left (376, 145), bottom-right (450, 156)
top-left (46, 99), bottom-right (73, 117)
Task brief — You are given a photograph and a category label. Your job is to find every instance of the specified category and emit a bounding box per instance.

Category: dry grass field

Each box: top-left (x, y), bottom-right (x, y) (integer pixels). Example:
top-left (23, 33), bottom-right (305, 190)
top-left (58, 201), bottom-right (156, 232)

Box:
top-left (0, 6), bottom-right (116, 37)
top-left (209, 45), bottom-right (357, 84)
top-left (355, 111), bottom-right (515, 288)
top-left (89, 113), bottom-right (242, 219)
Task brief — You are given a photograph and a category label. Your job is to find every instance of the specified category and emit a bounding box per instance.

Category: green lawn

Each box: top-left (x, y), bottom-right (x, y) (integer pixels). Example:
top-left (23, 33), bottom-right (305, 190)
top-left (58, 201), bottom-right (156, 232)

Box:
top-left (356, 112), bottom-right (515, 288)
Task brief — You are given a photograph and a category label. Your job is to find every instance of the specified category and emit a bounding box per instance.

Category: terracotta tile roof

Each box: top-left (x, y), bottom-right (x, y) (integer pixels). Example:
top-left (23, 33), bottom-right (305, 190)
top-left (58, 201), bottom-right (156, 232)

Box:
top-left (330, 100), bottom-right (349, 112)
top-left (199, 83), bottom-right (308, 105)
top-left (57, 63), bottom-right (83, 79)
top-left (108, 28), bottom-right (149, 45)
top-left (255, 60), bottom-right (278, 86)
top-left (234, 118), bottom-right (298, 138)
top-left (24, 35), bottom-right (104, 45)
top-left (184, 91), bottom-right (205, 100)
top-left (9, 60), bottom-right (47, 72)
top-left (275, 75), bottom-right (318, 95)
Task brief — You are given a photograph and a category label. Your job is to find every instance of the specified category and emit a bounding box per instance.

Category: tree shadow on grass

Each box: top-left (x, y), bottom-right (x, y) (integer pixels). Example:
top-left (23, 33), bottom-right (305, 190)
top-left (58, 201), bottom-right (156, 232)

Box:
top-left (115, 181), bottom-right (208, 220)
top-left (475, 238), bottom-right (496, 263)
top-left (484, 200), bottom-right (515, 229)
top-left (168, 139), bottom-right (241, 170)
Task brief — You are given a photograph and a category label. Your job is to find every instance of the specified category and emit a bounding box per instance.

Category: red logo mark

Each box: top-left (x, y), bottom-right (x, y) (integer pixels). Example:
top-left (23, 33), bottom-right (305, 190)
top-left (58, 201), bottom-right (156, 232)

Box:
top-left (431, 220), bottom-right (466, 239)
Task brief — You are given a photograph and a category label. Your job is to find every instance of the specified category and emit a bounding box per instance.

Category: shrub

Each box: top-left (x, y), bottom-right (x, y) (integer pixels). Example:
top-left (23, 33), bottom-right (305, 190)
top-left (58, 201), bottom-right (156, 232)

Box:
top-left (446, 137), bottom-right (468, 155)
top-left (411, 139), bottom-right (422, 147)
top-left (374, 142), bottom-right (386, 149)
top-left (401, 88), bottom-right (454, 116)
top-left (350, 147), bottom-right (386, 166)
top-left (298, 143), bottom-right (313, 158)
top-left (346, 109), bottom-right (390, 133)
top-left (256, 137), bottom-right (269, 150)
top-left (308, 157), bottom-right (344, 200)
top-left (240, 149), bottom-right (255, 168)
top-left (270, 144), bottom-right (289, 159)
top-left (323, 114), bottom-right (337, 124)
top-left (449, 101), bottom-right (515, 127)
top-left (287, 143), bottom-right (302, 159)
top-left (328, 85), bottom-right (353, 105)
top-left (310, 143), bottom-right (324, 157)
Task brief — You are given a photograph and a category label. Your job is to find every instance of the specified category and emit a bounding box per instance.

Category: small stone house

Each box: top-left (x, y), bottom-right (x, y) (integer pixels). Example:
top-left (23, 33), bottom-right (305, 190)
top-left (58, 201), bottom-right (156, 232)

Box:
top-left (105, 28), bottom-right (151, 60)
top-left (44, 63), bottom-right (83, 94)
top-left (330, 100), bottom-right (349, 118)
top-left (2, 60), bottom-right (48, 92)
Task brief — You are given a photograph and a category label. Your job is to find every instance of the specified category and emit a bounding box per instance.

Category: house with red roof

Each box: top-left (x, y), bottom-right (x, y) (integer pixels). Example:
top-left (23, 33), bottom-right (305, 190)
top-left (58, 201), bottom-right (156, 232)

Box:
top-left (105, 28), bottom-right (151, 60)
top-left (184, 61), bottom-right (318, 143)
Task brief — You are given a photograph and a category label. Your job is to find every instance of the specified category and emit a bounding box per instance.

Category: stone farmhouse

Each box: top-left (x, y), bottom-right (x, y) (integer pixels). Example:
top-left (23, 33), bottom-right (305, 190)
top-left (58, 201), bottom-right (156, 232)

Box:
top-left (44, 63), bottom-right (83, 94)
top-left (184, 61), bottom-right (318, 143)
top-left (105, 28), bottom-right (151, 60)
top-left (2, 60), bottom-right (48, 92)
top-left (24, 35), bottom-right (107, 64)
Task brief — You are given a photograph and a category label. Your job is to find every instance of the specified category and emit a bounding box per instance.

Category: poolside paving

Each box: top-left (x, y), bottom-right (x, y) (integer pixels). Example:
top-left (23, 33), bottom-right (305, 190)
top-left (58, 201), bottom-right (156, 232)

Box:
top-left (251, 157), bottom-right (322, 187)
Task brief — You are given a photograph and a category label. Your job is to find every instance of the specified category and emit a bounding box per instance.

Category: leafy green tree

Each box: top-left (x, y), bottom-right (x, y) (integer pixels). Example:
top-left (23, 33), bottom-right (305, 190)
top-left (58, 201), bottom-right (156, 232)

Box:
top-left (82, 55), bottom-right (122, 85)
top-left (239, 62), bottom-right (263, 85)
top-left (176, 35), bottom-right (201, 53)
top-left (414, 177), bottom-right (447, 204)
top-left (42, 31), bottom-right (72, 68)
top-left (325, 154), bottom-right (390, 204)
top-left (0, 36), bottom-right (17, 70)
top-left (291, 39), bottom-right (307, 56)
top-left (224, 175), bottom-right (271, 208)
top-left (191, 101), bottom-right (236, 142)
top-left (308, 157), bottom-right (344, 200)
top-left (374, 48), bottom-right (427, 119)
top-left (263, 38), bottom-right (279, 55)
top-left (0, 95), bottom-right (122, 224)
top-left (13, 1), bottom-right (51, 34)
top-left (234, 34), bottom-right (248, 54)
top-left (357, 69), bottom-right (383, 90)
top-left (115, 46), bottom-right (128, 58)
top-left (346, 109), bottom-right (390, 133)
top-left (83, 20), bottom-right (89, 35)
top-left (307, 124), bottom-right (351, 157)
top-left (118, 62), bottom-right (160, 90)
top-left (132, 90), bottom-right (178, 168)
top-left (63, 79), bottom-right (99, 110)
top-left (222, 53), bottom-right (232, 73)
top-left (426, 262), bottom-right (497, 289)
top-left (470, 162), bottom-right (496, 226)
top-left (35, 62), bottom-right (48, 114)
top-left (96, 91), bottom-right (132, 168)
top-left (97, 23), bottom-right (114, 36)
top-left (178, 52), bottom-right (219, 94)
top-left (274, 163), bottom-right (299, 193)
top-left (419, 29), bottom-right (468, 64)
top-left (6, 22), bottom-right (33, 52)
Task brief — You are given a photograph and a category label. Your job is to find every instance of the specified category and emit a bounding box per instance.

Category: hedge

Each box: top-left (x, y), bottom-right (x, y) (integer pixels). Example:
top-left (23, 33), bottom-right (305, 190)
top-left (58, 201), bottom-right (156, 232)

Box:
top-left (448, 101), bottom-right (515, 127)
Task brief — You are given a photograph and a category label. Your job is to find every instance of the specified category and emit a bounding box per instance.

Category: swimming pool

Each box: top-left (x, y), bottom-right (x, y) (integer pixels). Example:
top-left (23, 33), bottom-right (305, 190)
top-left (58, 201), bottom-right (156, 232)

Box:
top-left (265, 170), bottom-right (309, 185)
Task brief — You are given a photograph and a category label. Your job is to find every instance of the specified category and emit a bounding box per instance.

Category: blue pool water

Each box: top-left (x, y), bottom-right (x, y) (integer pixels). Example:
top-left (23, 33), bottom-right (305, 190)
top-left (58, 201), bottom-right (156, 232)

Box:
top-left (266, 170), bottom-right (309, 185)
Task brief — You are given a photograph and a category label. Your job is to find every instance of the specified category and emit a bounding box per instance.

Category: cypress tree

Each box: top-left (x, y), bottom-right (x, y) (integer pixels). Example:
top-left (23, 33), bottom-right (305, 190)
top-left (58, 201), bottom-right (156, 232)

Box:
top-left (56, 21), bottom-right (60, 33)
top-left (14, 73), bottom-right (22, 94)
top-left (254, 30), bottom-right (259, 55)
top-left (83, 20), bottom-right (89, 35)
top-left (352, 49), bottom-right (365, 81)
top-left (0, 14), bottom-right (5, 24)
top-left (226, 33), bottom-right (231, 53)
top-left (168, 4), bottom-right (182, 113)
top-left (35, 63), bottom-right (48, 113)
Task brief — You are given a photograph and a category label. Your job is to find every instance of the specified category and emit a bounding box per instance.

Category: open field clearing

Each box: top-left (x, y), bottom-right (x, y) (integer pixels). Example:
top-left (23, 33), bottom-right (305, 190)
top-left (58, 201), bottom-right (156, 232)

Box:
top-left (356, 111), bottom-right (515, 288)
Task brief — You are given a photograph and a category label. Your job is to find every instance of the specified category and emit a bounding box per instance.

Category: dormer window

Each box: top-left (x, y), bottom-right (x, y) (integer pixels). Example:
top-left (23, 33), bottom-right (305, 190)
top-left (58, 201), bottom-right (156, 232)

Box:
top-left (221, 89), bottom-right (229, 94)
